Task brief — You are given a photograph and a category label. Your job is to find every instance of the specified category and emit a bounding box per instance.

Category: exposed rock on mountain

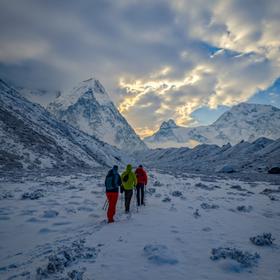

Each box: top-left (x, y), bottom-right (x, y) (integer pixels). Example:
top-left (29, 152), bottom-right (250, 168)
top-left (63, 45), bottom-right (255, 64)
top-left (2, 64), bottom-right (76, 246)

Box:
top-left (145, 103), bottom-right (280, 148)
top-left (48, 78), bottom-right (147, 153)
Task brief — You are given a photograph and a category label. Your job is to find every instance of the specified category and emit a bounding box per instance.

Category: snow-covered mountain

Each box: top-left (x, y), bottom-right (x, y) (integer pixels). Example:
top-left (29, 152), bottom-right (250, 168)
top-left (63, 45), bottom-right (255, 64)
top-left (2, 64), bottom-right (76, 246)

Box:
top-left (48, 78), bottom-right (147, 153)
top-left (17, 87), bottom-right (61, 108)
top-left (144, 103), bottom-right (280, 148)
top-left (0, 78), bottom-right (131, 171)
top-left (136, 137), bottom-right (280, 174)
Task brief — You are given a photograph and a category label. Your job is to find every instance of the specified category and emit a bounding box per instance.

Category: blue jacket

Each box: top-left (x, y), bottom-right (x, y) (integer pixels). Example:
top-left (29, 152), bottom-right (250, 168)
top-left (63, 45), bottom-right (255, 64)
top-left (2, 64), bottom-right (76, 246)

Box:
top-left (105, 169), bottom-right (121, 192)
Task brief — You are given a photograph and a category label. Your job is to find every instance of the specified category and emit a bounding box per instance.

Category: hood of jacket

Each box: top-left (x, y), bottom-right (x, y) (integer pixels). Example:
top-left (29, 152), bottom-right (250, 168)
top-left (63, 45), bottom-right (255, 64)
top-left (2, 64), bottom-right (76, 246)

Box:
top-left (126, 164), bottom-right (132, 172)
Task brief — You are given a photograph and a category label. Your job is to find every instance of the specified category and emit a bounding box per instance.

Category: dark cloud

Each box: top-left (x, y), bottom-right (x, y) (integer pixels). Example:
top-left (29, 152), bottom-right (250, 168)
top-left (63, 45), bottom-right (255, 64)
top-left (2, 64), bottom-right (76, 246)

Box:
top-left (0, 0), bottom-right (280, 136)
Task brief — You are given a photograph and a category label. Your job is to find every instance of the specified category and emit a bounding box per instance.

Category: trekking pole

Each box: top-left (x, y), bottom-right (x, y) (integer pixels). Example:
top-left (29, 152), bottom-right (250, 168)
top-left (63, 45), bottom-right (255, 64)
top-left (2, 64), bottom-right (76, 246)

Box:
top-left (144, 186), bottom-right (147, 206)
top-left (121, 192), bottom-right (124, 210)
top-left (135, 188), bottom-right (139, 213)
top-left (102, 199), bottom-right (108, 211)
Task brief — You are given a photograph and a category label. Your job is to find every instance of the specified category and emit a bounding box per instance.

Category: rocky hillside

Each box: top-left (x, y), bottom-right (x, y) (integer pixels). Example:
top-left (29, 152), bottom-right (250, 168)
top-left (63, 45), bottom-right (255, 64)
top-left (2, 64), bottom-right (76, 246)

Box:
top-left (137, 137), bottom-right (280, 174)
top-left (0, 78), bottom-right (131, 171)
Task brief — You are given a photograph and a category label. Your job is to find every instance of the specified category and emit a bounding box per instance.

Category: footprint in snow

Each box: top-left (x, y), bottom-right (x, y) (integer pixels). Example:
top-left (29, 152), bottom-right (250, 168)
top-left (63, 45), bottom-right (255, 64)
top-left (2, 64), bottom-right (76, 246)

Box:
top-left (162, 196), bottom-right (171, 203)
top-left (0, 216), bottom-right (10, 221)
top-left (143, 244), bottom-right (178, 265)
top-left (39, 228), bottom-right (58, 234)
top-left (26, 217), bottom-right (46, 223)
top-left (169, 204), bottom-right (177, 212)
top-left (77, 206), bottom-right (94, 212)
top-left (42, 210), bottom-right (59, 218)
top-left (52, 221), bottom-right (72, 226)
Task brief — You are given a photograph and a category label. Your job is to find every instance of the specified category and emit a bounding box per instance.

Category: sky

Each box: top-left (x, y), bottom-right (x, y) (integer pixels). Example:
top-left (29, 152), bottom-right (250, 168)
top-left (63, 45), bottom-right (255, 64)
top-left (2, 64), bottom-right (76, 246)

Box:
top-left (1, 0), bottom-right (280, 138)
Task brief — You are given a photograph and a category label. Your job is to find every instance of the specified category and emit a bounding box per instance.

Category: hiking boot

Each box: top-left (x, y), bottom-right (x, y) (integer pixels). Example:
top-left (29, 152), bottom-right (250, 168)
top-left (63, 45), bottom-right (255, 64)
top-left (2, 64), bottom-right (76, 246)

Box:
top-left (108, 219), bottom-right (114, 223)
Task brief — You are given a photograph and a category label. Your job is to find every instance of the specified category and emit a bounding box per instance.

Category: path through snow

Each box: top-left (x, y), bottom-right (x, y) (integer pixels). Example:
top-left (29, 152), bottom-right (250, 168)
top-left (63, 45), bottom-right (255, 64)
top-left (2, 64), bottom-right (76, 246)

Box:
top-left (0, 170), bottom-right (279, 279)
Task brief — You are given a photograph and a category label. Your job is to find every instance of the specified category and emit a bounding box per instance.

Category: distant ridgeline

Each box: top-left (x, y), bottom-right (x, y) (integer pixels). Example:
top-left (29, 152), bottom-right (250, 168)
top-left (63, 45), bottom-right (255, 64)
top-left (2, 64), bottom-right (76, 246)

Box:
top-left (145, 103), bottom-right (280, 149)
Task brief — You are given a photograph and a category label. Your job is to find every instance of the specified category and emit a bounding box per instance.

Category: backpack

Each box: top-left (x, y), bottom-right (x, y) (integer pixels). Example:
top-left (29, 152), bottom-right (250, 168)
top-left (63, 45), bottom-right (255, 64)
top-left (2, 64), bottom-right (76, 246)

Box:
top-left (123, 173), bottom-right (129, 183)
top-left (105, 173), bottom-right (115, 190)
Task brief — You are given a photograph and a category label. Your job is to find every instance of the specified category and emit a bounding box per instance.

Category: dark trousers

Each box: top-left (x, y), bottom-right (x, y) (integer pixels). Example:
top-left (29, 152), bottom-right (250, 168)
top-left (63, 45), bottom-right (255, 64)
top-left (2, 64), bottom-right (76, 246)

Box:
top-left (124, 189), bottom-right (133, 212)
top-left (136, 184), bottom-right (145, 206)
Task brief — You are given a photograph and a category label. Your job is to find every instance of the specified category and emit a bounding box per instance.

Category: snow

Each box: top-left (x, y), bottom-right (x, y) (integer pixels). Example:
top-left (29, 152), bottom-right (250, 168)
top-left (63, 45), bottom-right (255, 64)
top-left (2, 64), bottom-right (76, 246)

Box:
top-left (145, 103), bottom-right (280, 148)
top-left (0, 78), bottom-right (132, 171)
top-left (136, 138), bottom-right (280, 175)
top-left (48, 78), bottom-right (147, 153)
top-left (0, 170), bottom-right (280, 279)
top-left (1, 75), bottom-right (280, 280)
top-left (17, 87), bottom-right (60, 108)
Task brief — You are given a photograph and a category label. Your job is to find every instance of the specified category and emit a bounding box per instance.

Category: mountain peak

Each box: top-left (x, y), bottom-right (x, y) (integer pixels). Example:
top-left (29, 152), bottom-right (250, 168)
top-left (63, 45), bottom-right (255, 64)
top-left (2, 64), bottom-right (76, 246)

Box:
top-left (145, 102), bottom-right (280, 148)
top-left (160, 119), bottom-right (178, 129)
top-left (48, 77), bottom-right (147, 152)
top-left (231, 102), bottom-right (279, 112)
top-left (82, 77), bottom-right (96, 83)
top-left (77, 78), bottom-right (106, 96)
top-left (213, 102), bottom-right (280, 127)
top-left (48, 78), bottom-right (110, 111)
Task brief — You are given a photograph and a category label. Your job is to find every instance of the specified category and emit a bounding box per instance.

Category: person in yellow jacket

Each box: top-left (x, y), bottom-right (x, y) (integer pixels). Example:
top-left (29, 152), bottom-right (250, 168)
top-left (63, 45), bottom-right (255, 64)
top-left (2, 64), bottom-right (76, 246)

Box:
top-left (121, 164), bottom-right (137, 213)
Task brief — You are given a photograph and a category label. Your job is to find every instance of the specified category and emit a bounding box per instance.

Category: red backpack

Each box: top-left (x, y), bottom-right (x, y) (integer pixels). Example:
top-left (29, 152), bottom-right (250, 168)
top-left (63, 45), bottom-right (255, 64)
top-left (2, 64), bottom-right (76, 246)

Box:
top-left (135, 168), bottom-right (147, 185)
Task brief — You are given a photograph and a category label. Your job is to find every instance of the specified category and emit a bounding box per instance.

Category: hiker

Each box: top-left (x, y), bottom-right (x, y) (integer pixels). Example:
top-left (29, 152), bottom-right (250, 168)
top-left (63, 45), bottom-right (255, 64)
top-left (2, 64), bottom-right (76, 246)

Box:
top-left (135, 165), bottom-right (148, 206)
top-left (105, 165), bottom-right (122, 223)
top-left (121, 164), bottom-right (137, 213)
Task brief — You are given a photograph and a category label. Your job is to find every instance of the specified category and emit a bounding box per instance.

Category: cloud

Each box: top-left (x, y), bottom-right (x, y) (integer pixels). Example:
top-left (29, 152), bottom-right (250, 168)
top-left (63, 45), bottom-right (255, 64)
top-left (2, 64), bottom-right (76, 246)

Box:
top-left (0, 0), bottom-right (280, 137)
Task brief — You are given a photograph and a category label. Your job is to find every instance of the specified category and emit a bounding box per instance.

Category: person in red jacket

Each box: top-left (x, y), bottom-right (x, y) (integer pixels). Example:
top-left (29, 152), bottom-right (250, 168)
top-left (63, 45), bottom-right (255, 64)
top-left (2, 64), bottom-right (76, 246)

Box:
top-left (135, 165), bottom-right (148, 206)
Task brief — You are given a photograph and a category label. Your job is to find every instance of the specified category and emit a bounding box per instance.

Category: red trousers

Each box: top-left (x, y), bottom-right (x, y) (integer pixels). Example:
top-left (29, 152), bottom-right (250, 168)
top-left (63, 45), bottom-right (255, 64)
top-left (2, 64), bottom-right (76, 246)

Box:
top-left (106, 192), bottom-right (118, 222)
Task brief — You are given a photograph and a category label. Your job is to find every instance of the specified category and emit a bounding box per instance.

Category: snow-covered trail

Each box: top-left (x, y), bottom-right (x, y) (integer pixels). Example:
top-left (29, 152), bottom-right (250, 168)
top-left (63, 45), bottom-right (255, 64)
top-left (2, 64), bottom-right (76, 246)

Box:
top-left (86, 171), bottom-right (280, 280)
top-left (0, 171), bottom-right (280, 279)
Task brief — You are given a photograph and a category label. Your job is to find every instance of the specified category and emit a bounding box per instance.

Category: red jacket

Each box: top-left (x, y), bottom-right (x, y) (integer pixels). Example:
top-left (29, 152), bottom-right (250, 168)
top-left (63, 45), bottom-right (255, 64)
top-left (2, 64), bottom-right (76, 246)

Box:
top-left (135, 167), bottom-right (148, 185)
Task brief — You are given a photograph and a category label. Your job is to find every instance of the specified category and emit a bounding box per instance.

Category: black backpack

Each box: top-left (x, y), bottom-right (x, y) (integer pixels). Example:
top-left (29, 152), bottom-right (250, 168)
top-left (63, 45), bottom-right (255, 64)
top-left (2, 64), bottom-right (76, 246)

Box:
top-left (123, 173), bottom-right (129, 183)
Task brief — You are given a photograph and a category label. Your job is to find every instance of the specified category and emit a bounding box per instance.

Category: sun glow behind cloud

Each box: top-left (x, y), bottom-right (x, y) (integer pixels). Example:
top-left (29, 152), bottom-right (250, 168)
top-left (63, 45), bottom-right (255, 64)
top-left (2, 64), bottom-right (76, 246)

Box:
top-left (0, 0), bottom-right (280, 138)
top-left (116, 0), bottom-right (280, 138)
top-left (118, 65), bottom-right (211, 133)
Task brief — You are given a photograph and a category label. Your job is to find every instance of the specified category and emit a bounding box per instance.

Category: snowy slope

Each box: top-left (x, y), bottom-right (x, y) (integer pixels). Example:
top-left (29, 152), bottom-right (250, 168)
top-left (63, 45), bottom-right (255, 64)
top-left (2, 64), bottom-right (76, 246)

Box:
top-left (48, 78), bottom-right (147, 153)
top-left (145, 103), bottom-right (280, 148)
top-left (0, 170), bottom-right (279, 279)
top-left (0, 78), bottom-right (131, 171)
top-left (136, 137), bottom-right (280, 174)
top-left (17, 87), bottom-right (61, 108)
